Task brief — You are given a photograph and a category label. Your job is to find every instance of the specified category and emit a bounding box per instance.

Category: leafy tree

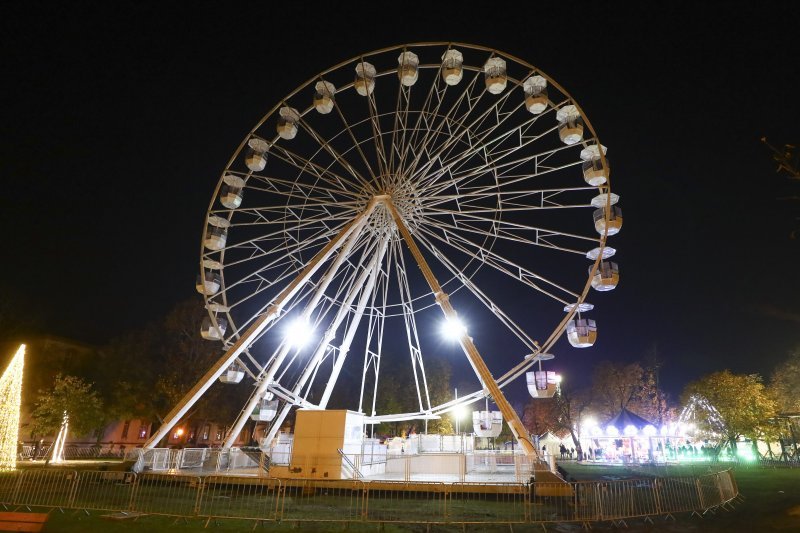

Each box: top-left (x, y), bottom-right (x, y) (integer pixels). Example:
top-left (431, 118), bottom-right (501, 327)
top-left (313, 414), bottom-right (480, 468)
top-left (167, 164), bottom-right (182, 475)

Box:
top-left (371, 352), bottom-right (454, 436)
top-left (552, 387), bottom-right (593, 459)
top-left (522, 397), bottom-right (559, 438)
top-left (98, 299), bottom-right (249, 444)
top-left (32, 374), bottom-right (104, 439)
top-left (682, 370), bottom-right (777, 453)
top-left (422, 357), bottom-right (453, 434)
top-left (770, 346), bottom-right (800, 414)
top-left (591, 361), bottom-right (663, 423)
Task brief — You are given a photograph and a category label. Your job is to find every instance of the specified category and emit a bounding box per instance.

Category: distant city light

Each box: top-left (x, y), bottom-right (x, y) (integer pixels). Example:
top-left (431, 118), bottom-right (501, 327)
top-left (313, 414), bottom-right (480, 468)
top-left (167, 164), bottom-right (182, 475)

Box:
top-left (441, 317), bottom-right (467, 340)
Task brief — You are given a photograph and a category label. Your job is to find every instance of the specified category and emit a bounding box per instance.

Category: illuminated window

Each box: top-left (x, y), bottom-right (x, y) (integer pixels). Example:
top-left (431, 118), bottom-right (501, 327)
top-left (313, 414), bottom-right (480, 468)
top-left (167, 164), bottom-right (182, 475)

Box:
top-left (138, 425), bottom-right (148, 439)
top-left (215, 428), bottom-right (224, 441)
top-left (121, 420), bottom-right (130, 439)
top-left (202, 424), bottom-right (210, 441)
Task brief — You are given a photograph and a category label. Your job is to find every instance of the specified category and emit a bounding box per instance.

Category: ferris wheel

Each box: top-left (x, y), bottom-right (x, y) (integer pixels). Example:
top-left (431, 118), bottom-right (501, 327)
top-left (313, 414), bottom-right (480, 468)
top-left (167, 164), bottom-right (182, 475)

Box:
top-left (146, 43), bottom-right (622, 454)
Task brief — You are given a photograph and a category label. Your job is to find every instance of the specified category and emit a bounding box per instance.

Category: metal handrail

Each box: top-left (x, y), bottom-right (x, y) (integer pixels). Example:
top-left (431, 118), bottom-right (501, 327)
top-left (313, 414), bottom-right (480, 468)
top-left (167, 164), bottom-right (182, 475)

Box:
top-left (338, 449), bottom-right (363, 479)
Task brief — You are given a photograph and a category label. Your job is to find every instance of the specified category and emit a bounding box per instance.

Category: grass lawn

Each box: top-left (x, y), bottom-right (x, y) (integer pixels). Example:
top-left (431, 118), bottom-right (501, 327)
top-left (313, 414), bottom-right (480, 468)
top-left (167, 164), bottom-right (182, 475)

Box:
top-left (560, 462), bottom-right (800, 532)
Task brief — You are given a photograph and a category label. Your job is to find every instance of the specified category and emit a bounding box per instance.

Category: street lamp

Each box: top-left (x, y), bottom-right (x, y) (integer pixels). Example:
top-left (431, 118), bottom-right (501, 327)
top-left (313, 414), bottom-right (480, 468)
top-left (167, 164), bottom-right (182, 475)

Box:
top-left (284, 317), bottom-right (313, 348)
top-left (440, 317), bottom-right (467, 341)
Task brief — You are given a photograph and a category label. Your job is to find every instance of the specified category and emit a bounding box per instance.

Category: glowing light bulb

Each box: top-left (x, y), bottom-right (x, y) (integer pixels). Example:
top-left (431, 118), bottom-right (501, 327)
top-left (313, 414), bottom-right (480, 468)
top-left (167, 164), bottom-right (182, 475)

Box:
top-left (441, 317), bottom-right (467, 340)
top-left (285, 317), bottom-right (313, 348)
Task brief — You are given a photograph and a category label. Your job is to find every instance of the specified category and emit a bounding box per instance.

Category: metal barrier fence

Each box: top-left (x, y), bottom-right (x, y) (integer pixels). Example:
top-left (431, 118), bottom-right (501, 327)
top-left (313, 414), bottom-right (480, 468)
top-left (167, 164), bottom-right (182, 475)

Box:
top-left (19, 445), bottom-right (124, 461)
top-left (0, 468), bottom-right (740, 526)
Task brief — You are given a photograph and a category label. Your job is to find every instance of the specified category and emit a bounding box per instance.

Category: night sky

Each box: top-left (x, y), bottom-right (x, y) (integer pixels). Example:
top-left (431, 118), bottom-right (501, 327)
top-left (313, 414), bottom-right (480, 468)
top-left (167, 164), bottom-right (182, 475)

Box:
top-left (2, 2), bottom-right (798, 404)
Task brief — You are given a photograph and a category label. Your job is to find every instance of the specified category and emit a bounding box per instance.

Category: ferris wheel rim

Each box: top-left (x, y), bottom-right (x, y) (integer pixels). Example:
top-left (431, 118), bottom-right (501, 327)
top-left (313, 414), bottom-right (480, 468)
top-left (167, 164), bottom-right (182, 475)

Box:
top-left (198, 42), bottom-right (616, 425)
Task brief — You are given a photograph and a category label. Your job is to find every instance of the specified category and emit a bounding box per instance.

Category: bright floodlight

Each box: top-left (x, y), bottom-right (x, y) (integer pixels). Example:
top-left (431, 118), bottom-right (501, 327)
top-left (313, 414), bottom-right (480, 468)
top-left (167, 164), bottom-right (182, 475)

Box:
top-left (623, 424), bottom-right (638, 436)
top-left (285, 317), bottom-right (313, 348)
top-left (441, 317), bottom-right (467, 340)
top-left (643, 424), bottom-right (657, 436)
top-left (606, 425), bottom-right (619, 436)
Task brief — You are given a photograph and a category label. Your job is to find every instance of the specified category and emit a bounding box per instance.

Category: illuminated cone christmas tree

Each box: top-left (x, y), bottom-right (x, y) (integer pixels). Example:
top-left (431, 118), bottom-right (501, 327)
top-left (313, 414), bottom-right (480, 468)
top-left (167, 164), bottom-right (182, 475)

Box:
top-left (0, 344), bottom-right (25, 471)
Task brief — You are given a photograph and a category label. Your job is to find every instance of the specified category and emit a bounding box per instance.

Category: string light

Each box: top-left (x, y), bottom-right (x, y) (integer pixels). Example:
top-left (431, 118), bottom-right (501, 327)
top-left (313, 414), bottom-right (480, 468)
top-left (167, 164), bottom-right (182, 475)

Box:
top-left (679, 394), bottom-right (727, 438)
top-left (50, 411), bottom-right (69, 464)
top-left (0, 344), bottom-right (25, 471)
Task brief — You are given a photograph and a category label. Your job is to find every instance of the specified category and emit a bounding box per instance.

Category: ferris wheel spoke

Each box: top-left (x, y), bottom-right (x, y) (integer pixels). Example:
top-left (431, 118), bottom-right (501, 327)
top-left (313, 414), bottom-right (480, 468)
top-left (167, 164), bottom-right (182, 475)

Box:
top-left (223, 229), bottom-right (375, 300)
top-left (421, 183), bottom-right (597, 211)
top-left (315, 235), bottom-right (390, 409)
top-left (407, 68), bottom-right (535, 187)
top-left (441, 139), bottom-right (578, 190)
top-left (236, 168), bottom-right (359, 201)
top-left (416, 117), bottom-right (571, 198)
top-left (415, 224), bottom-right (578, 303)
top-left (330, 97), bottom-right (383, 188)
top-left (393, 63), bottom-right (489, 184)
top-left (423, 201), bottom-right (596, 236)
top-left (411, 95), bottom-right (567, 194)
top-left (401, 67), bottom-right (493, 183)
top-left (392, 238), bottom-right (432, 413)
top-left (359, 244), bottom-right (390, 417)
top-left (430, 214), bottom-right (599, 249)
top-left (364, 84), bottom-right (390, 181)
top-left (393, 59), bottom-right (450, 179)
top-left (261, 143), bottom-right (364, 198)
top-left (216, 204), bottom-right (357, 227)
top-left (295, 115), bottom-right (377, 194)
top-left (213, 216), bottom-right (349, 262)
top-left (387, 81), bottom-right (411, 175)
top-left (421, 208), bottom-right (596, 256)
top-left (412, 231), bottom-right (539, 352)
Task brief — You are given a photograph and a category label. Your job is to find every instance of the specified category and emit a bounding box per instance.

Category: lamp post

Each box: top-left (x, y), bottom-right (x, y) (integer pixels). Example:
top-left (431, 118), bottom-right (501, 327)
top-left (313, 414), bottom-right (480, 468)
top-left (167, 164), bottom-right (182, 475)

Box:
top-left (454, 388), bottom-right (460, 434)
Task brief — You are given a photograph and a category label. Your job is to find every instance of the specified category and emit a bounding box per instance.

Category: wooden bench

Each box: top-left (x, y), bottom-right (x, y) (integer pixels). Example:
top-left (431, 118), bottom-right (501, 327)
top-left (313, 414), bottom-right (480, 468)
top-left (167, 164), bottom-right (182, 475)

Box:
top-left (0, 512), bottom-right (49, 532)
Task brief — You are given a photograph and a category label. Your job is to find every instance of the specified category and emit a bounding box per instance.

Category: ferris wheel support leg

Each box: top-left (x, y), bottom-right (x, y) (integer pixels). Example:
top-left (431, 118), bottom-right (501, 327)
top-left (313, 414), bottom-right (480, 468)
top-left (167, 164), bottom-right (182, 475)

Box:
top-left (318, 240), bottom-right (387, 409)
top-left (221, 202), bottom-right (381, 450)
top-left (383, 198), bottom-right (538, 458)
top-left (261, 236), bottom-right (390, 447)
top-left (142, 198), bottom-right (382, 450)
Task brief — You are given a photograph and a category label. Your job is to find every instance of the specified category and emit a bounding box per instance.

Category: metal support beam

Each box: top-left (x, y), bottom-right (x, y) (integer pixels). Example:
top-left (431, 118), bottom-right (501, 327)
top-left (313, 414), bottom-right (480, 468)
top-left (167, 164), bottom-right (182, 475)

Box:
top-left (262, 235), bottom-right (390, 446)
top-left (222, 199), bottom-right (379, 449)
top-left (143, 197), bottom-right (382, 449)
top-left (382, 197), bottom-right (538, 457)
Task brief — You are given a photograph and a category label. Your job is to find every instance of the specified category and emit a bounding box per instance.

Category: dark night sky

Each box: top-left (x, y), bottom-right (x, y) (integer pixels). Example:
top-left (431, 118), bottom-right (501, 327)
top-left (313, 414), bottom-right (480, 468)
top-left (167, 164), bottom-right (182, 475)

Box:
top-left (2, 2), bottom-right (798, 403)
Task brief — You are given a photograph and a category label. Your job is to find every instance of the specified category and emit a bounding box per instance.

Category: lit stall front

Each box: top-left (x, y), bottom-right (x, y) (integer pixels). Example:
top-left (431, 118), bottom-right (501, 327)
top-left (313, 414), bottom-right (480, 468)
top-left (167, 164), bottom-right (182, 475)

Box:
top-left (580, 409), bottom-right (700, 464)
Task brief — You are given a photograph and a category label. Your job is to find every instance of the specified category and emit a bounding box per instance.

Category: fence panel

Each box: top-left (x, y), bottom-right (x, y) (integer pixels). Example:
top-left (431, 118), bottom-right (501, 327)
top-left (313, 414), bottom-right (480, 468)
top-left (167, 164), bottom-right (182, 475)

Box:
top-left (199, 476), bottom-right (280, 522)
top-left (573, 482), bottom-right (600, 522)
top-left (365, 481), bottom-right (445, 524)
top-left (280, 479), bottom-right (365, 523)
top-left (696, 473), bottom-right (722, 510)
top-left (0, 471), bottom-right (20, 506)
top-left (716, 469), bottom-right (737, 502)
top-left (599, 478), bottom-right (665, 520)
top-left (131, 473), bottom-right (201, 516)
top-left (655, 476), bottom-right (701, 515)
top-left (71, 471), bottom-right (136, 512)
top-left (447, 482), bottom-right (526, 524)
top-left (13, 469), bottom-right (77, 509)
top-left (629, 478), bottom-right (660, 518)
top-left (529, 482), bottom-right (576, 523)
